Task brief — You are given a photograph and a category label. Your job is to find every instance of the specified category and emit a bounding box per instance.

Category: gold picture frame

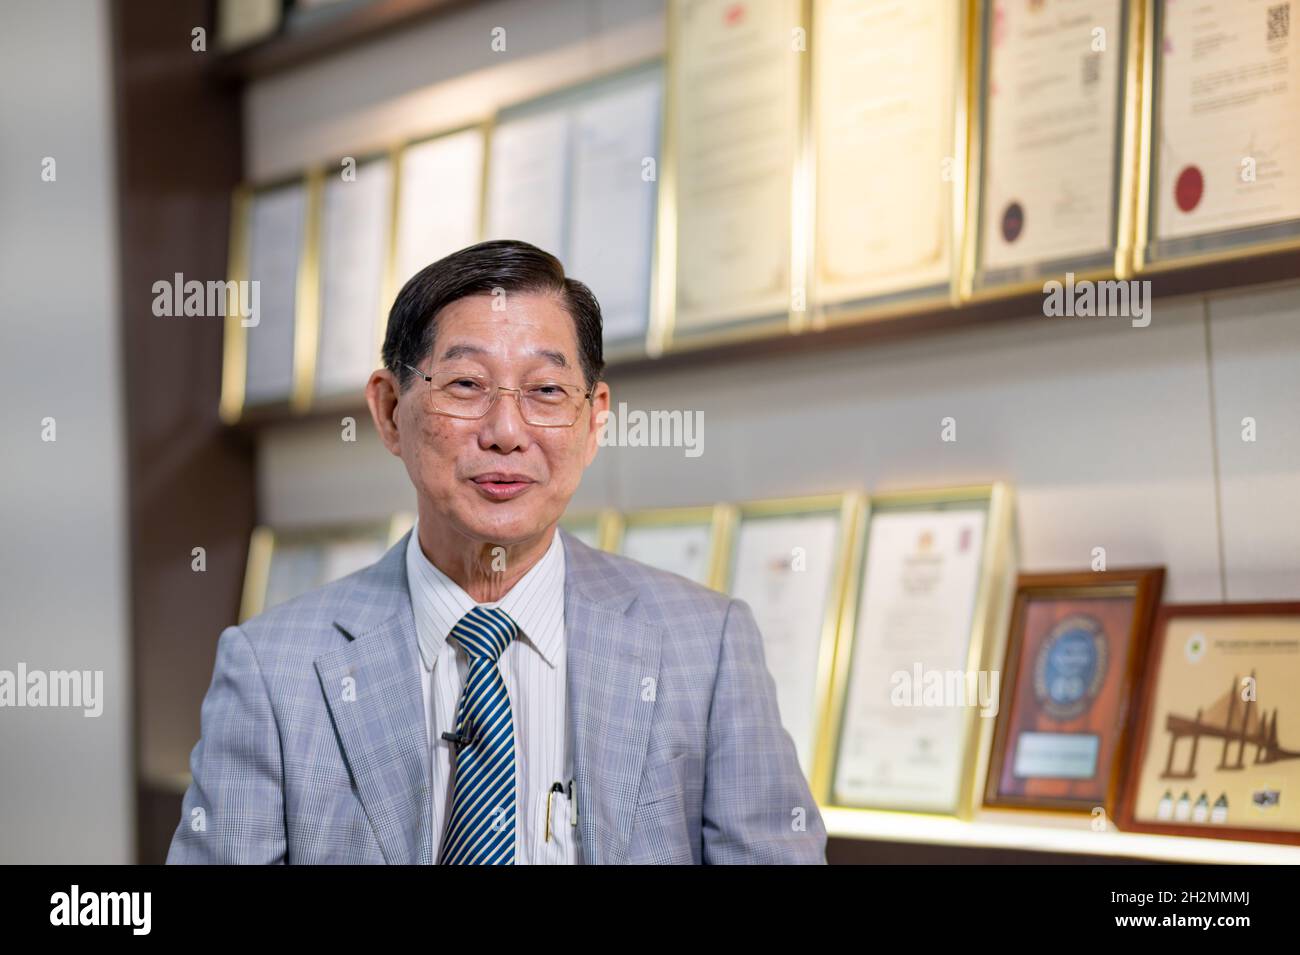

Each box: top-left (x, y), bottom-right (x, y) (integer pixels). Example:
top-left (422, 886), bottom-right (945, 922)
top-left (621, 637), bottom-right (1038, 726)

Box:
top-left (483, 57), bottom-right (664, 366)
top-left (1133, 0), bottom-right (1300, 273)
top-left (961, 0), bottom-right (1146, 301)
top-left (721, 491), bottom-right (867, 789)
top-left (558, 507), bottom-right (622, 552)
top-left (805, 0), bottom-right (970, 330)
top-left (819, 482), bottom-right (1018, 820)
top-left (610, 502), bottom-right (736, 591)
top-left (309, 148), bottom-right (398, 411)
top-left (389, 118), bottom-right (491, 323)
top-left (239, 513), bottom-right (411, 622)
top-left (652, 0), bottom-right (812, 356)
top-left (219, 171), bottom-right (322, 423)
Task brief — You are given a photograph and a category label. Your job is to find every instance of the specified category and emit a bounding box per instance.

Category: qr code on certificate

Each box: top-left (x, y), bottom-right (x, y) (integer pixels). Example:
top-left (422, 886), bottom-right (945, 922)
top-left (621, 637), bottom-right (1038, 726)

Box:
top-left (1268, 3), bottom-right (1290, 42)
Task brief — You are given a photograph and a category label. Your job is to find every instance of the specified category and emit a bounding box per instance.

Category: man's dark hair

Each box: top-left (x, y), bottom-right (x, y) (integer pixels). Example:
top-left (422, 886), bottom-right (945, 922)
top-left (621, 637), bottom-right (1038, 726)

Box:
top-left (381, 239), bottom-right (605, 392)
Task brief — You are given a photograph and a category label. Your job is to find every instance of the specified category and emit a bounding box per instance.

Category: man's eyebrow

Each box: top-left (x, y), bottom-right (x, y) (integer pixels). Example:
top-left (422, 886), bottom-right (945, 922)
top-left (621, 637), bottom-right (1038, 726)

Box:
top-left (437, 343), bottom-right (489, 362)
top-left (437, 343), bottom-right (570, 370)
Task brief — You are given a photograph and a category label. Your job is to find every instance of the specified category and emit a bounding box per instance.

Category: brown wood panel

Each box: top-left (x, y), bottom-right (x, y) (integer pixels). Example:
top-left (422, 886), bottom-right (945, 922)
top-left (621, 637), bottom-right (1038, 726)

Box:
top-left (111, 0), bottom-right (254, 864)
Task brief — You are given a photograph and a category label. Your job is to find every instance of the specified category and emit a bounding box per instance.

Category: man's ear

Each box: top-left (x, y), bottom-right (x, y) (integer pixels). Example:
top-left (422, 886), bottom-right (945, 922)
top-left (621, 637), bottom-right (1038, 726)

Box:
top-left (584, 381), bottom-right (610, 466)
top-left (366, 369), bottom-right (402, 456)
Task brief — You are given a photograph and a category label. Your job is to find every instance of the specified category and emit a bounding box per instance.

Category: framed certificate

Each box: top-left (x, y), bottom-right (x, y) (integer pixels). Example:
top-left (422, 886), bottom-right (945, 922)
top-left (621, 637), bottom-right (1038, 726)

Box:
top-left (984, 567), bottom-right (1165, 814)
top-left (314, 152), bottom-right (394, 403)
top-left (559, 508), bottom-right (621, 552)
top-left (613, 504), bottom-right (734, 590)
top-left (220, 173), bottom-right (320, 422)
top-left (239, 514), bottom-right (411, 621)
top-left (485, 102), bottom-right (571, 259)
top-left (656, 0), bottom-right (807, 350)
top-left (1117, 602), bottom-right (1300, 845)
top-left (1137, 0), bottom-right (1300, 269)
top-left (392, 125), bottom-right (486, 292)
top-left (824, 484), bottom-right (1017, 816)
top-left (722, 493), bottom-right (866, 782)
top-left (965, 0), bottom-right (1142, 296)
top-left (485, 63), bottom-right (662, 360)
top-left (566, 63), bottom-right (663, 360)
top-left (809, 0), bottom-right (967, 324)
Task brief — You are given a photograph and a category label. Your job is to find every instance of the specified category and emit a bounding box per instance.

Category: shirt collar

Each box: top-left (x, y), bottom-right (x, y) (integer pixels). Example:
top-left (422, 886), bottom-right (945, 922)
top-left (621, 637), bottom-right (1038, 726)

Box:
top-left (405, 516), bottom-right (566, 672)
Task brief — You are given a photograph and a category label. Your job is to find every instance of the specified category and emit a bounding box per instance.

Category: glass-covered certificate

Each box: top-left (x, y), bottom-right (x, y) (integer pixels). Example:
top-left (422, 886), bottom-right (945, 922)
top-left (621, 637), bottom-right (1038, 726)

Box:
top-left (560, 509), bottom-right (619, 552)
top-left (812, 0), bottom-right (962, 313)
top-left (245, 521), bottom-right (393, 619)
top-left (1119, 603), bottom-right (1300, 846)
top-left (985, 568), bottom-right (1164, 813)
top-left (618, 508), bottom-right (720, 587)
top-left (244, 178), bottom-right (309, 407)
top-left (667, 0), bottom-right (803, 340)
top-left (727, 500), bottom-right (852, 779)
top-left (393, 127), bottom-right (485, 289)
top-left (315, 155), bottom-right (393, 400)
top-left (832, 503), bottom-right (989, 813)
top-left (485, 106), bottom-right (570, 257)
top-left (567, 66), bottom-right (662, 352)
top-left (975, 0), bottom-right (1130, 289)
top-left (1146, 0), bottom-right (1300, 264)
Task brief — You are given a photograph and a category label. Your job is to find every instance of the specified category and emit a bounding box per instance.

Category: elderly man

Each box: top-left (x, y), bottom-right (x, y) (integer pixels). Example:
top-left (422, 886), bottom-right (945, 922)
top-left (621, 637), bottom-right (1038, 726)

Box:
top-left (168, 239), bottom-right (826, 864)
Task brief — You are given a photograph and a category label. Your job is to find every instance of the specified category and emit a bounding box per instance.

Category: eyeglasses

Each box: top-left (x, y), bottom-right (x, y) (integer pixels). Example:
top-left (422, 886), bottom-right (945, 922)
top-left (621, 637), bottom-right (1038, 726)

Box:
top-left (403, 364), bottom-right (594, 427)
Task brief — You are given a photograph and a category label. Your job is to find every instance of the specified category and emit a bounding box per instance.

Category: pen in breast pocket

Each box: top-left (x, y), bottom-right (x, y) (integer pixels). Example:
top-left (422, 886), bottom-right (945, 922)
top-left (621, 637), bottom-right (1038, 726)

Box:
top-left (545, 780), bottom-right (578, 842)
top-left (545, 782), bottom-right (563, 843)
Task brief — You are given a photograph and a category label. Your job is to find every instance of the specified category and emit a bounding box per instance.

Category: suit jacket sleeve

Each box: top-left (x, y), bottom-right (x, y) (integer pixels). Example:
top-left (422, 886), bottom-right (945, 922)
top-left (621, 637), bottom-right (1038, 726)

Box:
top-left (701, 597), bottom-right (828, 864)
top-left (166, 624), bottom-right (287, 864)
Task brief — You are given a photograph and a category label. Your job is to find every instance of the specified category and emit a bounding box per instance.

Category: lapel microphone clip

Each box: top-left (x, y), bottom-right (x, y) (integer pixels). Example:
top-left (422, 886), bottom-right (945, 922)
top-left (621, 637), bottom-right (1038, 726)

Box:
top-left (441, 730), bottom-right (473, 750)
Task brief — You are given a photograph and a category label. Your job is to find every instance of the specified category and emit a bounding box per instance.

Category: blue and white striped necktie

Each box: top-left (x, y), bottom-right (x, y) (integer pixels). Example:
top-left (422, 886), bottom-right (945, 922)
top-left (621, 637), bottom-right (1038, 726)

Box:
top-left (438, 604), bottom-right (519, 865)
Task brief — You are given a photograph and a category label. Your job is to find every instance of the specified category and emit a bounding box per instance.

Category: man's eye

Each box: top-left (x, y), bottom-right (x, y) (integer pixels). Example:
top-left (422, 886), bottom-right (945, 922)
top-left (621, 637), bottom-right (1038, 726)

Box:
top-left (446, 378), bottom-right (485, 392)
top-left (527, 384), bottom-right (567, 400)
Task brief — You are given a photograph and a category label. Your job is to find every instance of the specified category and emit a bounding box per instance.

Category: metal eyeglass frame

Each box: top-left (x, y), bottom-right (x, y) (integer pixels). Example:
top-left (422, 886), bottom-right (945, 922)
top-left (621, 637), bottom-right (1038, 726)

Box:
top-left (402, 362), bottom-right (594, 428)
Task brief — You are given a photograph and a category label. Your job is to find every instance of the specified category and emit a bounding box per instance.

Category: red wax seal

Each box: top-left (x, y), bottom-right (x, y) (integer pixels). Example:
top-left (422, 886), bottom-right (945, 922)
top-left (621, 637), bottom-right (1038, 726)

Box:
top-left (1001, 201), bottom-right (1024, 243)
top-left (1175, 165), bottom-right (1204, 213)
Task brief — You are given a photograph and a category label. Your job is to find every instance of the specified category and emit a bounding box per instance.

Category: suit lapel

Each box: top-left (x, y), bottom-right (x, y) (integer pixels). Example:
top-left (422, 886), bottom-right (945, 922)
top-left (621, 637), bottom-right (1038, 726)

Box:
top-left (560, 528), bottom-right (663, 865)
top-left (317, 534), bottom-right (433, 864)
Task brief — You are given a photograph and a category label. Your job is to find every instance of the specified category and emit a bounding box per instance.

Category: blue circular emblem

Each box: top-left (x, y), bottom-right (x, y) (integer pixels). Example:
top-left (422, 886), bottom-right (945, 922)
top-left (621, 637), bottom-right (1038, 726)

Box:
top-left (1032, 614), bottom-right (1107, 720)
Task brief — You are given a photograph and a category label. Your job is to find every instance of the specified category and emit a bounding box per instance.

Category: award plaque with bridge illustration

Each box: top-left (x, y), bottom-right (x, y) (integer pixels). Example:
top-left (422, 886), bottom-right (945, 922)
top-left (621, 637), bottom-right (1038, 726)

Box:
top-left (1118, 603), bottom-right (1300, 845)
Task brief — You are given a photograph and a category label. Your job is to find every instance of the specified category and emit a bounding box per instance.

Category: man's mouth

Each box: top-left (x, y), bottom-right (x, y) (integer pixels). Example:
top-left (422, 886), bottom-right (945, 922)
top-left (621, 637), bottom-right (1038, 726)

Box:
top-left (470, 473), bottom-right (536, 501)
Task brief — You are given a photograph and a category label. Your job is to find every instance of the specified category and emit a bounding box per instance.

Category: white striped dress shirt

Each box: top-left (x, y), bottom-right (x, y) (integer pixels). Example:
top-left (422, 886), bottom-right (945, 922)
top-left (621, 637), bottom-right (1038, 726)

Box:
top-left (405, 517), bottom-right (579, 864)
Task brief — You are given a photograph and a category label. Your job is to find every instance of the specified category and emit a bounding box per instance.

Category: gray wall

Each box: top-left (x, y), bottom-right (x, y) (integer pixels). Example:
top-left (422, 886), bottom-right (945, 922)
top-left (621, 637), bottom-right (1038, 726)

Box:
top-left (0, 0), bottom-right (132, 863)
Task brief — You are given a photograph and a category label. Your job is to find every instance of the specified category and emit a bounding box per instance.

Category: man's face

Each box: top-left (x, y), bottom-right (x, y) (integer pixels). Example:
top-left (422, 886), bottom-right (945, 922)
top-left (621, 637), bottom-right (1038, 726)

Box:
top-left (390, 290), bottom-right (609, 547)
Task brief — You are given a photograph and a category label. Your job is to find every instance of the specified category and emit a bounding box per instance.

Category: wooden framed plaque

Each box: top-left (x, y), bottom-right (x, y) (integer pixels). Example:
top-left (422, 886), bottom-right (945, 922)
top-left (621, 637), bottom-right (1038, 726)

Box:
top-left (984, 566), bottom-right (1165, 813)
top-left (1117, 602), bottom-right (1300, 845)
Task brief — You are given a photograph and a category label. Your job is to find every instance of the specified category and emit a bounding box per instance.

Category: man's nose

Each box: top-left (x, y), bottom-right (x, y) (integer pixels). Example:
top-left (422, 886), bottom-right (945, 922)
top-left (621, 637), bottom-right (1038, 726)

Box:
top-left (477, 389), bottom-right (529, 448)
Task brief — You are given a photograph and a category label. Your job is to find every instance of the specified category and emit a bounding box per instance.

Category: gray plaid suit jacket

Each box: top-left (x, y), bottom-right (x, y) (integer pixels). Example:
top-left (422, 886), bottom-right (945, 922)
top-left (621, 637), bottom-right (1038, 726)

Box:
top-left (166, 526), bottom-right (828, 864)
